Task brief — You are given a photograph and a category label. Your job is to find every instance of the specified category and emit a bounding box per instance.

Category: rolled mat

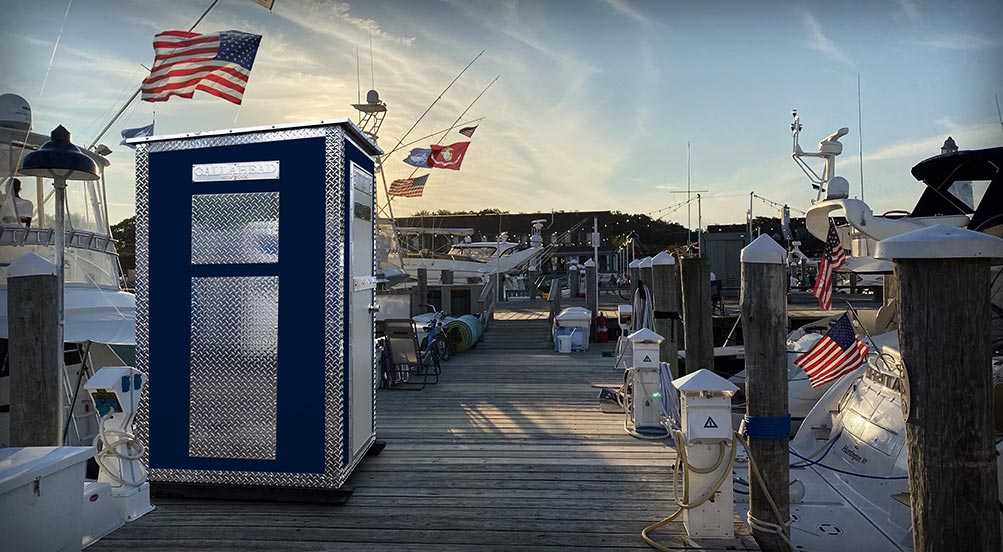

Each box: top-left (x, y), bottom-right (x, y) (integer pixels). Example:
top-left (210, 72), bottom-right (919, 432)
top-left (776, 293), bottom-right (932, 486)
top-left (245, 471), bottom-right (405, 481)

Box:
top-left (445, 315), bottom-right (483, 353)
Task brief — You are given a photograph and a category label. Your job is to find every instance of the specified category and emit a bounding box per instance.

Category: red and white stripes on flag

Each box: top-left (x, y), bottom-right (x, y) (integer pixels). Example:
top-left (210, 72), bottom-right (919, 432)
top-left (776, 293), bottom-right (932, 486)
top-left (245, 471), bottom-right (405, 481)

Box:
top-left (388, 174), bottom-right (429, 198)
top-left (794, 313), bottom-right (869, 388)
top-left (812, 219), bottom-right (846, 310)
top-left (141, 30), bottom-right (262, 105)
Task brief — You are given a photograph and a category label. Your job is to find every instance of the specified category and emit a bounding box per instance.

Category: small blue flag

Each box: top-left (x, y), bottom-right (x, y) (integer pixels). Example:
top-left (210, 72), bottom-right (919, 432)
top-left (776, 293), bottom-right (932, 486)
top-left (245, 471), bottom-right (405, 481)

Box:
top-left (403, 147), bottom-right (431, 168)
top-left (120, 123), bottom-right (155, 149)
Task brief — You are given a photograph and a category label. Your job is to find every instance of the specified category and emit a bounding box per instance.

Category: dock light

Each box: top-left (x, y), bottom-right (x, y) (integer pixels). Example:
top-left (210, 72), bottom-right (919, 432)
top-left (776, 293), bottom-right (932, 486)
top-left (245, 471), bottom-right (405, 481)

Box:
top-left (19, 125), bottom-right (99, 443)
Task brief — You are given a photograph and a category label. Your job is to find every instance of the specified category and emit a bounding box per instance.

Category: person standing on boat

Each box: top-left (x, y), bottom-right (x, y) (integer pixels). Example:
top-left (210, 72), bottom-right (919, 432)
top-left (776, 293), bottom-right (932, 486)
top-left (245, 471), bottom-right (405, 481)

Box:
top-left (1, 179), bottom-right (33, 227)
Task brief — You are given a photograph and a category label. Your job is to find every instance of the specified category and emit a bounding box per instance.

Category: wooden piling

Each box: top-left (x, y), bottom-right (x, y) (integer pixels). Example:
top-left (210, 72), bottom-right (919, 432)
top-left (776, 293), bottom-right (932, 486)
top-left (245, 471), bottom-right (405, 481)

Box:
top-left (652, 252), bottom-right (680, 378)
top-left (680, 256), bottom-right (713, 376)
top-left (629, 259), bottom-right (641, 300)
top-left (440, 269), bottom-right (454, 285)
top-left (585, 259), bottom-right (598, 340)
top-left (877, 227), bottom-right (1001, 552)
top-left (7, 254), bottom-right (63, 446)
top-left (739, 236), bottom-right (789, 552)
top-left (417, 264), bottom-right (428, 312)
top-left (568, 262), bottom-right (580, 298)
top-left (639, 256), bottom-right (654, 303)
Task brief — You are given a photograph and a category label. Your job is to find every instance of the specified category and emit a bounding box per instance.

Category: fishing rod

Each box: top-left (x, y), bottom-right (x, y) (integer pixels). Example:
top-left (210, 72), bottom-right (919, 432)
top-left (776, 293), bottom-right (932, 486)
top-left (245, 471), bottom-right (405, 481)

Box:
top-left (386, 73), bottom-right (499, 204)
top-left (374, 50), bottom-right (484, 225)
top-left (383, 116), bottom-right (486, 158)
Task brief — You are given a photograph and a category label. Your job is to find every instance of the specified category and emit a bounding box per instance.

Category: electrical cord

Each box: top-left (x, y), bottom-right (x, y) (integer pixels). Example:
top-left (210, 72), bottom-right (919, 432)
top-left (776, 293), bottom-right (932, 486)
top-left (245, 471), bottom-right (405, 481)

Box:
top-left (641, 430), bottom-right (736, 551)
top-left (620, 367), bottom-right (670, 440)
top-left (93, 412), bottom-right (146, 488)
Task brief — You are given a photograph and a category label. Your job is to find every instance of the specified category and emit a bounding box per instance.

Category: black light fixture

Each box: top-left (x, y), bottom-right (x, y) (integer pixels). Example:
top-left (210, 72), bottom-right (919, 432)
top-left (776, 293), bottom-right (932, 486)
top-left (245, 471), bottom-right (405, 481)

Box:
top-left (19, 125), bottom-right (99, 181)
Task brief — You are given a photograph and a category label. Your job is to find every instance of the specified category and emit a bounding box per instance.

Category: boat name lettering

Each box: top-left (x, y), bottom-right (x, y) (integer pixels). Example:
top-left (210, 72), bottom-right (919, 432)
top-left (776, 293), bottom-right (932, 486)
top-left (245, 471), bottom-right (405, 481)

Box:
top-left (192, 161), bottom-right (280, 182)
top-left (841, 445), bottom-right (868, 464)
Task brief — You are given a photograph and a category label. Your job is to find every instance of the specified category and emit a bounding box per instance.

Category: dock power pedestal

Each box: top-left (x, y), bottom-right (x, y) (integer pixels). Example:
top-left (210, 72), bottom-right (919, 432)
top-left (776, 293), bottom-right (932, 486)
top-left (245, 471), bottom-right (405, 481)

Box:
top-left (130, 120), bottom-right (382, 500)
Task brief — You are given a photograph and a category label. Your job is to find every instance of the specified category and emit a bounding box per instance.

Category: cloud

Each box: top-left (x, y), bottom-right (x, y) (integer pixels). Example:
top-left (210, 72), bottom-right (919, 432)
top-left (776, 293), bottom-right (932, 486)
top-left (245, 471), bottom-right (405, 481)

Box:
top-left (859, 120), bottom-right (1003, 163)
top-left (601, 0), bottom-right (655, 26)
top-left (800, 11), bottom-right (854, 68)
top-left (893, 0), bottom-right (919, 19)
top-left (917, 33), bottom-right (1003, 50)
top-left (274, 0), bottom-right (415, 46)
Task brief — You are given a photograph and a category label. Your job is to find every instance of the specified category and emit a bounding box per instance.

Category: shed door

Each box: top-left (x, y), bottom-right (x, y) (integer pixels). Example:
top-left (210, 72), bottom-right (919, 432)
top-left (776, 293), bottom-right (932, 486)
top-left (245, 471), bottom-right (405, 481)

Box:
top-left (349, 163), bottom-right (375, 456)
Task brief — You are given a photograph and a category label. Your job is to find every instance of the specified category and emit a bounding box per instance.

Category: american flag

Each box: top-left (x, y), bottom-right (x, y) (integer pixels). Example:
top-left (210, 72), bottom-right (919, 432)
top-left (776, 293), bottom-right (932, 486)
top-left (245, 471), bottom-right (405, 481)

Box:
top-left (141, 30), bottom-right (262, 105)
top-left (812, 219), bottom-right (846, 309)
top-left (458, 125), bottom-right (478, 138)
top-left (388, 175), bottom-right (429, 198)
top-left (795, 313), bottom-right (869, 388)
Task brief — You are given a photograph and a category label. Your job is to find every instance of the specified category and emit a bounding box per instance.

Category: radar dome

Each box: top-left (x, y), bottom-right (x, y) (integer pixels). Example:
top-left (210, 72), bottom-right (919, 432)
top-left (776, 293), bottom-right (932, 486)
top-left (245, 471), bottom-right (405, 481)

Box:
top-left (0, 94), bottom-right (32, 131)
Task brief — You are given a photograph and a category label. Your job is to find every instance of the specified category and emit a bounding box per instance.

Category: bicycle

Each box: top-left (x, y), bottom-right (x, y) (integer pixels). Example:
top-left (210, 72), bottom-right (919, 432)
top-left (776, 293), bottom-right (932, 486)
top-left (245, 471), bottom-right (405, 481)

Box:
top-left (418, 304), bottom-right (452, 367)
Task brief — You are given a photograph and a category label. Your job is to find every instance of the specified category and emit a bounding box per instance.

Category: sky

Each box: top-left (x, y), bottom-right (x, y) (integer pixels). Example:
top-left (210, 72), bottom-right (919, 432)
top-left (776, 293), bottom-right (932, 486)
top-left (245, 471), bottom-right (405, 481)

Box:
top-left (1, 0), bottom-right (1001, 230)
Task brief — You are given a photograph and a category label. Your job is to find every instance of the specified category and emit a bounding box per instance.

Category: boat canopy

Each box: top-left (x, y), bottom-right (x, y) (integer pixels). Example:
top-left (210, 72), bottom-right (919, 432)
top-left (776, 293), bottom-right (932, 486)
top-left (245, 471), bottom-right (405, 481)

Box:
top-left (910, 146), bottom-right (1003, 233)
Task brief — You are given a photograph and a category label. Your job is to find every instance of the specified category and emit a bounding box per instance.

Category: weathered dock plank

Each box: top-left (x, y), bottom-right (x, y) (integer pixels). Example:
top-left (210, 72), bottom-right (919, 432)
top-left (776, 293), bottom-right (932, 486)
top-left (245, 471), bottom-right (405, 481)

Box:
top-left (93, 300), bottom-right (757, 552)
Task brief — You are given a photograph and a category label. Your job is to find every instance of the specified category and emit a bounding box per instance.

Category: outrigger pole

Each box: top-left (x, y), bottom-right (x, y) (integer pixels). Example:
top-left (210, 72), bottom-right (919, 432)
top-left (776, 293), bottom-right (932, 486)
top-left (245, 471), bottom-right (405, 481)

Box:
top-left (87, 0), bottom-right (222, 148)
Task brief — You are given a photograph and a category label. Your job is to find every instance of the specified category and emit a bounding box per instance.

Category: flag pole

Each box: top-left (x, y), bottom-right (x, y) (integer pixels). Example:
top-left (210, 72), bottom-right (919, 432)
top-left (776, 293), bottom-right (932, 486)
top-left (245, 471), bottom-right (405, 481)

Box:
top-left (87, 0), bottom-right (221, 148)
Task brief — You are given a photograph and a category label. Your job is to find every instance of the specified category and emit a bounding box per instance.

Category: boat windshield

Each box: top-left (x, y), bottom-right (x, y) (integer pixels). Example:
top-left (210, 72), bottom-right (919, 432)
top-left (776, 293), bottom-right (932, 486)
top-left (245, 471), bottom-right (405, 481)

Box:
top-left (448, 245), bottom-right (497, 261)
top-left (1, 173), bottom-right (121, 290)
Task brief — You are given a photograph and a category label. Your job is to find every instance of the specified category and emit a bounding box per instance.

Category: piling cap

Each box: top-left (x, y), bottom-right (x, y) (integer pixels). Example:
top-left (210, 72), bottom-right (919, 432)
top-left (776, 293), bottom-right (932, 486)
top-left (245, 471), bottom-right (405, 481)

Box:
top-left (628, 258), bottom-right (641, 268)
top-left (673, 369), bottom-right (739, 395)
top-left (639, 256), bottom-right (653, 268)
top-left (6, 252), bottom-right (57, 278)
top-left (418, 263), bottom-right (427, 270)
top-left (874, 224), bottom-right (1003, 260)
top-left (741, 234), bottom-right (786, 264)
top-left (584, 258), bottom-right (596, 267)
top-left (652, 251), bottom-right (675, 265)
top-left (627, 328), bottom-right (664, 343)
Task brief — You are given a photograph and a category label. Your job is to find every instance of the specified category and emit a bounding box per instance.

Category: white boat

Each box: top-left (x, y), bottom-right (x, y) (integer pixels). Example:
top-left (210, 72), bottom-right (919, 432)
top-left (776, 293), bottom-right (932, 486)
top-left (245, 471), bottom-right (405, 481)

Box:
top-left (0, 93), bottom-right (134, 448)
top-left (381, 218), bottom-right (561, 285)
top-left (734, 332), bottom-right (1003, 551)
top-left (728, 116), bottom-right (1003, 551)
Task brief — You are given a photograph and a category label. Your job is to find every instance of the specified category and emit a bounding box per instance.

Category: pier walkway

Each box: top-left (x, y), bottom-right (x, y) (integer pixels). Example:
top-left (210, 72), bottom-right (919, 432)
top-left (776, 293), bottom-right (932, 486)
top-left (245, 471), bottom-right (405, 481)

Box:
top-left (94, 300), bottom-right (759, 551)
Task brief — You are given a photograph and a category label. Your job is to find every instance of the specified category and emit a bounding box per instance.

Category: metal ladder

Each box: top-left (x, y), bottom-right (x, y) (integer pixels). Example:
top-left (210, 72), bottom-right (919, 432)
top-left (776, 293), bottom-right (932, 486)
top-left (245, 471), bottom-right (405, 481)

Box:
top-left (61, 344), bottom-right (99, 446)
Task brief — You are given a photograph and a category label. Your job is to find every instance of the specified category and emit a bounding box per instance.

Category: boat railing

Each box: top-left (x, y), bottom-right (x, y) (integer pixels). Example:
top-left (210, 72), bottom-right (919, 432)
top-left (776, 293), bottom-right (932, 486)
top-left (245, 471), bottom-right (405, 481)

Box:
top-left (477, 274), bottom-right (497, 332)
top-left (0, 226), bottom-right (118, 254)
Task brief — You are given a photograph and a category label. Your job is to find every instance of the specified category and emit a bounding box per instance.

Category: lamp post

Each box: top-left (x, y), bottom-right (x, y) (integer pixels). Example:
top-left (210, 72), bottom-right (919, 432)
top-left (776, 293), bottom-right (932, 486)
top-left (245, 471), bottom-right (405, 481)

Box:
top-left (19, 125), bottom-right (99, 442)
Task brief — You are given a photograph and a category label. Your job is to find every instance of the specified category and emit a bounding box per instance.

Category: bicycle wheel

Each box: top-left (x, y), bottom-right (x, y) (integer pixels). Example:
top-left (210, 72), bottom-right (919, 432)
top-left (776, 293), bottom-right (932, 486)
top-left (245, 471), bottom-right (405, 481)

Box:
top-left (618, 286), bottom-right (632, 301)
top-left (435, 335), bottom-right (451, 361)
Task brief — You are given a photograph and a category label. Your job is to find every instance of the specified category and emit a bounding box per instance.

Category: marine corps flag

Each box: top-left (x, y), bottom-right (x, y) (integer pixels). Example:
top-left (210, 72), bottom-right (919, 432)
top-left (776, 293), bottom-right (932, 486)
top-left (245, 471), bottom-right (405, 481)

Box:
top-left (428, 142), bottom-right (471, 170)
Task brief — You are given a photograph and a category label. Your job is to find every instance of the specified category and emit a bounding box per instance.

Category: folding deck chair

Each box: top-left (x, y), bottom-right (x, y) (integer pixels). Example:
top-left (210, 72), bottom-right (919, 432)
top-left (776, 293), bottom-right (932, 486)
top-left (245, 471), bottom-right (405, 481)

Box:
top-left (383, 319), bottom-right (440, 390)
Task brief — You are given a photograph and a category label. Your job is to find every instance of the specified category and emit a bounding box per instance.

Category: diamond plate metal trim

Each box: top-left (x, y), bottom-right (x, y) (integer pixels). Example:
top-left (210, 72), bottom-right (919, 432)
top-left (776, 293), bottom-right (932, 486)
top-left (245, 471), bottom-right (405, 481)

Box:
top-left (191, 192), bottom-right (280, 265)
top-left (189, 276), bottom-right (278, 460)
top-left (135, 125), bottom-right (375, 488)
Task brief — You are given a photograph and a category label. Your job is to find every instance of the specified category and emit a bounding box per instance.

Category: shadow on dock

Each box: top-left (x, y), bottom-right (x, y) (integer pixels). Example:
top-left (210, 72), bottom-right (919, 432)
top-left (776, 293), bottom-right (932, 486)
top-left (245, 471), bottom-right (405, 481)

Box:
top-left (93, 299), bottom-right (759, 551)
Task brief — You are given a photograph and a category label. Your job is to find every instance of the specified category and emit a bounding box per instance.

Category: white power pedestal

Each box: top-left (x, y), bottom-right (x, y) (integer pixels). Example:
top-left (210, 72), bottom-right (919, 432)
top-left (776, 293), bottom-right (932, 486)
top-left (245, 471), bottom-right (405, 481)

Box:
top-left (84, 367), bottom-right (154, 527)
top-left (627, 328), bottom-right (664, 433)
top-left (673, 369), bottom-right (739, 539)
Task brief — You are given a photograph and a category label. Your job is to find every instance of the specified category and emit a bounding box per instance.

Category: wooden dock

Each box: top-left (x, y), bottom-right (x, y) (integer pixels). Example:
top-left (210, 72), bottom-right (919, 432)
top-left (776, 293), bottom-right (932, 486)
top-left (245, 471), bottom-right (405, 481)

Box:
top-left (93, 301), bottom-right (758, 551)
